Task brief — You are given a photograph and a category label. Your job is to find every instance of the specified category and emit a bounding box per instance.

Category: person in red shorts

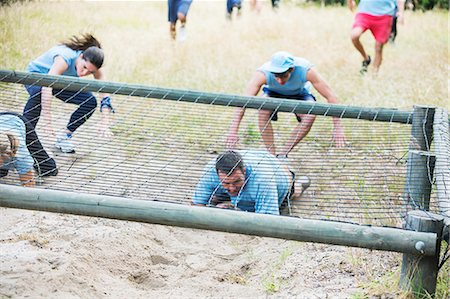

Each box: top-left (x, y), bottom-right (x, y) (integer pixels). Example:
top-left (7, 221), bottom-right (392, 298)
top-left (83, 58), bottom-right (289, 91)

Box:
top-left (348, 0), bottom-right (405, 74)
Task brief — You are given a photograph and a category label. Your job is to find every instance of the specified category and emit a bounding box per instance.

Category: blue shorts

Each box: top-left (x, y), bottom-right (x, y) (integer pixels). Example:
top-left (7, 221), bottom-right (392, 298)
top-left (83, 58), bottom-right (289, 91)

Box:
top-left (263, 88), bottom-right (316, 122)
top-left (168, 0), bottom-right (193, 23)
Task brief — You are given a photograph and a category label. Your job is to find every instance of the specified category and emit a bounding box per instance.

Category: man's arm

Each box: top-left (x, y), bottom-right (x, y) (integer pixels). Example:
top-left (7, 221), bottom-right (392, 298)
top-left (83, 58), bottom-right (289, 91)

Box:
top-left (93, 69), bottom-right (114, 138)
top-left (192, 165), bottom-right (217, 206)
top-left (254, 178), bottom-right (280, 215)
top-left (226, 71), bottom-right (266, 149)
top-left (306, 68), bottom-right (346, 147)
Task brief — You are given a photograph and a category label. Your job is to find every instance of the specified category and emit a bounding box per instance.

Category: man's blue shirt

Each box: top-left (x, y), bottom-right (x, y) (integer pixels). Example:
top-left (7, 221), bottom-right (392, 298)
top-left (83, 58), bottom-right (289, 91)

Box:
top-left (192, 150), bottom-right (290, 215)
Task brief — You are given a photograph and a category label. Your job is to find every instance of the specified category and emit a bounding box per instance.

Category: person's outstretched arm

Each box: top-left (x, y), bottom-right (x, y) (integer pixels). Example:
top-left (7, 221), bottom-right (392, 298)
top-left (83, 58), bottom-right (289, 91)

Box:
top-left (306, 68), bottom-right (346, 147)
top-left (19, 170), bottom-right (35, 187)
top-left (226, 71), bottom-right (266, 148)
top-left (93, 69), bottom-right (114, 138)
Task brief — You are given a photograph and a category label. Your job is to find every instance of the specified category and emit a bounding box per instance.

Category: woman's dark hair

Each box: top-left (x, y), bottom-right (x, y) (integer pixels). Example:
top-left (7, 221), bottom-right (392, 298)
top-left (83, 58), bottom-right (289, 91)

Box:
top-left (62, 33), bottom-right (104, 69)
top-left (215, 150), bottom-right (245, 175)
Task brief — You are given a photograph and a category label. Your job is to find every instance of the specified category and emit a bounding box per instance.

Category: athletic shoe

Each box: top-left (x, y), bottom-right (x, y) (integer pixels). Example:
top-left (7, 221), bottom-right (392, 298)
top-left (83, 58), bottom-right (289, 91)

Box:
top-left (55, 133), bottom-right (75, 154)
top-left (178, 26), bottom-right (187, 42)
top-left (296, 175), bottom-right (311, 192)
top-left (360, 56), bottom-right (371, 74)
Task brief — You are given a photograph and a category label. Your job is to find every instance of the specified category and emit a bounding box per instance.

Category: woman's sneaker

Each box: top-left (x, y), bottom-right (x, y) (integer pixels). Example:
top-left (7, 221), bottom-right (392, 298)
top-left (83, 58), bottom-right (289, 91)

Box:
top-left (55, 133), bottom-right (75, 153)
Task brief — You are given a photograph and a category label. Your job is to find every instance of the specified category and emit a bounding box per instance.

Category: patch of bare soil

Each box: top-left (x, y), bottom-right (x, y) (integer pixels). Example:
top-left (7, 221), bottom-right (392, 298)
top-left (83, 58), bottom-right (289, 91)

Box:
top-left (0, 207), bottom-right (401, 298)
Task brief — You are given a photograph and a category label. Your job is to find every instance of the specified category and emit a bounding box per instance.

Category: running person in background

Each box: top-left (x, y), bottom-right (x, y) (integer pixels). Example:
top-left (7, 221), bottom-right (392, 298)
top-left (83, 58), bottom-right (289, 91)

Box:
top-left (168, 0), bottom-right (193, 41)
top-left (192, 150), bottom-right (310, 215)
top-left (226, 51), bottom-right (346, 158)
top-left (348, 0), bottom-right (405, 73)
top-left (23, 33), bottom-right (114, 154)
top-left (226, 0), bottom-right (242, 20)
top-left (0, 114), bottom-right (36, 187)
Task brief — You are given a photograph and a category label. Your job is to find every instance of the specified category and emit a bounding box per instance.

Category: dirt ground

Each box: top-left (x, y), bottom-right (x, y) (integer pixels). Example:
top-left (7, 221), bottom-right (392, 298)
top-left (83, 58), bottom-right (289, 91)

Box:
top-left (0, 207), bottom-right (402, 298)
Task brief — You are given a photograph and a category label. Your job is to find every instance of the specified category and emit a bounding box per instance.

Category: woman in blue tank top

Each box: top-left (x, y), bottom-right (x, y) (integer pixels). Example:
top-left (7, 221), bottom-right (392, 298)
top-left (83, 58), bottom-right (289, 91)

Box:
top-left (24, 33), bottom-right (114, 154)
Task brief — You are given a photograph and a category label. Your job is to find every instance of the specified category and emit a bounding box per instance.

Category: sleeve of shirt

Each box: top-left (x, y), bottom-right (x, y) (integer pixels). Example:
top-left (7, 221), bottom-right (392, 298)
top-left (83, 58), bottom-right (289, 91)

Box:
top-left (13, 137), bottom-right (34, 175)
top-left (296, 57), bottom-right (313, 83)
top-left (192, 165), bottom-right (217, 205)
top-left (253, 175), bottom-right (280, 215)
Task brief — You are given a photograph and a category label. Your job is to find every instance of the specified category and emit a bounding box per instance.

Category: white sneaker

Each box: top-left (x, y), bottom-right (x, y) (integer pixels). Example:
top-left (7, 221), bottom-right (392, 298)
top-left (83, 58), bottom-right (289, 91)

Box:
top-left (296, 175), bottom-right (311, 192)
top-left (178, 26), bottom-right (187, 42)
top-left (55, 133), bottom-right (75, 153)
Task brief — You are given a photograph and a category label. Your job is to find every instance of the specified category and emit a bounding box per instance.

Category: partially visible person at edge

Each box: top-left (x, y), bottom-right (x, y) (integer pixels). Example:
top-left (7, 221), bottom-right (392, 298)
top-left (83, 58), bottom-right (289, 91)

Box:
top-left (348, 0), bottom-right (405, 74)
top-left (192, 150), bottom-right (309, 215)
top-left (226, 0), bottom-right (242, 20)
top-left (0, 114), bottom-right (38, 187)
top-left (23, 33), bottom-right (114, 154)
top-left (1, 112), bottom-right (58, 179)
top-left (168, 0), bottom-right (193, 41)
top-left (226, 51), bottom-right (346, 158)
top-left (390, 0), bottom-right (412, 44)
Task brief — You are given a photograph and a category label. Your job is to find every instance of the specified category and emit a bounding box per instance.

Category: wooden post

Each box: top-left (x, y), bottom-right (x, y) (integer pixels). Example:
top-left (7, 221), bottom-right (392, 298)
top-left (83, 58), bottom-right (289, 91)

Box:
top-left (400, 210), bottom-right (444, 296)
top-left (404, 106), bottom-right (436, 210)
top-left (405, 151), bottom-right (436, 210)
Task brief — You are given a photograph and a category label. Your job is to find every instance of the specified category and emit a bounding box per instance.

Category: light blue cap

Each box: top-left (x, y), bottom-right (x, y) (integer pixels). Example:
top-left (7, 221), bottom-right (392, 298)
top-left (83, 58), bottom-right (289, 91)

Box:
top-left (267, 51), bottom-right (294, 73)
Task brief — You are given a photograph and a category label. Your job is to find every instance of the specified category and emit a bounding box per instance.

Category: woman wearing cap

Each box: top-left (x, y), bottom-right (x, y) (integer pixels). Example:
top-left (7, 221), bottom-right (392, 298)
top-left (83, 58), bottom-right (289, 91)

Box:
top-left (23, 33), bottom-right (114, 154)
top-left (226, 51), bottom-right (346, 157)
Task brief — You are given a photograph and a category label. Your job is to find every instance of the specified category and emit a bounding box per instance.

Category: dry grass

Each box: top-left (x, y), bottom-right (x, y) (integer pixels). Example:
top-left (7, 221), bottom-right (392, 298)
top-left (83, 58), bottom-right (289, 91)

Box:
top-left (0, 1), bottom-right (448, 109)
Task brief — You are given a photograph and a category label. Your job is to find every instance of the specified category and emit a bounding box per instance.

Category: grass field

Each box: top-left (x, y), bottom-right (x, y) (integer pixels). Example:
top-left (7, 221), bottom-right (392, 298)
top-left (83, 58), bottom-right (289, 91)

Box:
top-left (0, 1), bottom-right (448, 109)
top-left (0, 1), bottom-right (449, 297)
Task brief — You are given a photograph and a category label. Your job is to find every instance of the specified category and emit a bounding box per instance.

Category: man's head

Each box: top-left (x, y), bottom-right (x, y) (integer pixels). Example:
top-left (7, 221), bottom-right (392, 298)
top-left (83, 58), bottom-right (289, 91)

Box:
top-left (215, 151), bottom-right (246, 197)
top-left (267, 51), bottom-right (295, 85)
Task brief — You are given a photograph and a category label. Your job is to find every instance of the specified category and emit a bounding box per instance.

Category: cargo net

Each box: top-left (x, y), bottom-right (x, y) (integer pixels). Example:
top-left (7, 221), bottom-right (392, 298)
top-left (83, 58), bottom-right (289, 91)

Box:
top-left (0, 75), bottom-right (441, 228)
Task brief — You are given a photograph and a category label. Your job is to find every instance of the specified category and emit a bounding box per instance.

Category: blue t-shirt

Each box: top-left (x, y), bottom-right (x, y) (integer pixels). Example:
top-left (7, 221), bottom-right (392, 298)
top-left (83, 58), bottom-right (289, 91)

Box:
top-left (26, 45), bottom-right (82, 76)
top-left (258, 57), bottom-right (313, 96)
top-left (358, 0), bottom-right (397, 16)
top-left (192, 150), bottom-right (290, 215)
top-left (0, 114), bottom-right (34, 175)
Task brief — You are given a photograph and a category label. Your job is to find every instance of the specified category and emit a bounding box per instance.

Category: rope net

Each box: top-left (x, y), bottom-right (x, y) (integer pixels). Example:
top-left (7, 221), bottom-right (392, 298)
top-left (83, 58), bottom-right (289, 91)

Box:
top-left (0, 74), bottom-right (446, 228)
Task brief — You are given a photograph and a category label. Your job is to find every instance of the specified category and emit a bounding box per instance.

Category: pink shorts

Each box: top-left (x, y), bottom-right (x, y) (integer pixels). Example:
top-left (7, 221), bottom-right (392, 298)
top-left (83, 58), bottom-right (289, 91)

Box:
top-left (353, 13), bottom-right (393, 44)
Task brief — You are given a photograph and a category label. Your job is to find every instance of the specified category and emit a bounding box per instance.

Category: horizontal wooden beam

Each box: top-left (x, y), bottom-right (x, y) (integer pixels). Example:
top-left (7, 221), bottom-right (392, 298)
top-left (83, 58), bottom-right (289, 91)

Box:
top-left (0, 184), bottom-right (437, 256)
top-left (0, 69), bottom-right (414, 124)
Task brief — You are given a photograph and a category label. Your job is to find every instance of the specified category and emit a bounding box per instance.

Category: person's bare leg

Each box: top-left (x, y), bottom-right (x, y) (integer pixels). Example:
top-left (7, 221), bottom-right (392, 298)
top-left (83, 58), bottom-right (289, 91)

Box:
top-left (178, 12), bottom-right (186, 26)
top-left (350, 27), bottom-right (369, 61)
top-left (170, 22), bottom-right (176, 40)
top-left (258, 110), bottom-right (276, 155)
top-left (279, 114), bottom-right (315, 156)
top-left (373, 41), bottom-right (384, 72)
